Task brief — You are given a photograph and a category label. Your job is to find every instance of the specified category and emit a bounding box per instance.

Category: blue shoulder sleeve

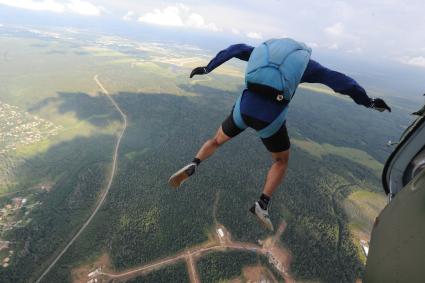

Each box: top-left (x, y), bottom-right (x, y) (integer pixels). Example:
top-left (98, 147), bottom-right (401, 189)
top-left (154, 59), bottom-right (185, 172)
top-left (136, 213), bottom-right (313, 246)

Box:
top-left (205, 44), bottom-right (254, 73)
top-left (301, 59), bottom-right (372, 107)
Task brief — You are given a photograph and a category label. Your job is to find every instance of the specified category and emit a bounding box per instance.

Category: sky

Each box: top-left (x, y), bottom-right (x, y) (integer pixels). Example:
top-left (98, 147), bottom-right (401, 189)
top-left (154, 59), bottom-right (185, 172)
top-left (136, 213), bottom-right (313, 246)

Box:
top-left (0, 0), bottom-right (425, 69)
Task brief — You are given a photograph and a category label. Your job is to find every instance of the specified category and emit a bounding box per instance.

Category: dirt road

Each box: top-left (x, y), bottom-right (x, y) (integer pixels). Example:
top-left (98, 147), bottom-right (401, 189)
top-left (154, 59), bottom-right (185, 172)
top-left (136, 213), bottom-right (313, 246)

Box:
top-left (187, 251), bottom-right (201, 283)
top-left (100, 239), bottom-right (266, 282)
top-left (35, 75), bottom-right (127, 283)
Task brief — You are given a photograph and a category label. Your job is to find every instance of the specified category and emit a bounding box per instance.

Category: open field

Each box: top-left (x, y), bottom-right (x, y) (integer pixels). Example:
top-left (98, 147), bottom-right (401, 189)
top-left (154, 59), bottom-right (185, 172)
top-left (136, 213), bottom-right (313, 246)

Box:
top-left (344, 190), bottom-right (387, 238)
top-left (343, 190), bottom-right (387, 264)
top-left (293, 138), bottom-right (383, 177)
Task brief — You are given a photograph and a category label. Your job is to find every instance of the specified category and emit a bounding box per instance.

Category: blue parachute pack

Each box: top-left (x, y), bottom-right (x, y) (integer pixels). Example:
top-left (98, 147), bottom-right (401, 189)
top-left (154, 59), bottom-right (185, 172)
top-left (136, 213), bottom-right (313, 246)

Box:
top-left (233, 38), bottom-right (311, 138)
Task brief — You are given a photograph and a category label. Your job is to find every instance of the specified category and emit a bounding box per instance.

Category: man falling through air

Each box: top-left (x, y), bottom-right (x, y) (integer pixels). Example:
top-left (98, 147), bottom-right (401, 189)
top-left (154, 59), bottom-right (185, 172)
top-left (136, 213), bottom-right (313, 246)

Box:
top-left (169, 38), bottom-right (391, 231)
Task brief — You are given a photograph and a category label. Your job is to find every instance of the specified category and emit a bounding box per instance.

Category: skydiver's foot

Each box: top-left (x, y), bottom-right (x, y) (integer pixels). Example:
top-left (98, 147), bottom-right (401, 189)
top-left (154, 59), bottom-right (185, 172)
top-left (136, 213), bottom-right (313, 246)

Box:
top-left (250, 202), bottom-right (274, 231)
top-left (168, 162), bottom-right (197, 188)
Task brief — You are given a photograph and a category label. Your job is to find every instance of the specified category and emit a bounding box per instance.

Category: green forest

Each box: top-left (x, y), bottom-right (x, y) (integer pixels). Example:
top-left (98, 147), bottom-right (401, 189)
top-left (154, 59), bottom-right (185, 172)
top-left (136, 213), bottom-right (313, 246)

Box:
top-left (198, 251), bottom-right (258, 282)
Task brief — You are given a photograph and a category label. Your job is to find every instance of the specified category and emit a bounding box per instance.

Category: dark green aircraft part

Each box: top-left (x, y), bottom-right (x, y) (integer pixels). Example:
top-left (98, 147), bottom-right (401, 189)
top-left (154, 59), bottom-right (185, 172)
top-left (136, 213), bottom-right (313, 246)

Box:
top-left (412, 94), bottom-right (425, 116)
top-left (412, 105), bottom-right (425, 116)
top-left (364, 169), bottom-right (425, 283)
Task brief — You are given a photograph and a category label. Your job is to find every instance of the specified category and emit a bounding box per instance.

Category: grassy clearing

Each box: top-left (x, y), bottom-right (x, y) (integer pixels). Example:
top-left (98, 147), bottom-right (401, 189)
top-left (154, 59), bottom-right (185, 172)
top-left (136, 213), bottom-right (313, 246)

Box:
top-left (124, 148), bottom-right (149, 161)
top-left (107, 58), bottom-right (136, 65)
top-left (343, 190), bottom-right (386, 236)
top-left (83, 46), bottom-right (128, 57)
top-left (132, 61), bottom-right (176, 77)
top-left (293, 138), bottom-right (382, 177)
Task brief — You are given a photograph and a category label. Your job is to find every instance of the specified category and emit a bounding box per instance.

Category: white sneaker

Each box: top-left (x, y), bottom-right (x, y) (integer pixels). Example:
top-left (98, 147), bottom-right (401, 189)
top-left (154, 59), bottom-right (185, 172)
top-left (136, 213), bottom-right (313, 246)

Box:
top-left (250, 201), bottom-right (274, 231)
top-left (168, 162), bottom-right (197, 188)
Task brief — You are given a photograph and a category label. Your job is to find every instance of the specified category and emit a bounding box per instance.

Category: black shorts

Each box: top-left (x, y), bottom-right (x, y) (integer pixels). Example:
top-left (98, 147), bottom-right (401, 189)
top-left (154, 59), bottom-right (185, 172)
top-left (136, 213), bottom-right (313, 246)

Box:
top-left (222, 111), bottom-right (290, 153)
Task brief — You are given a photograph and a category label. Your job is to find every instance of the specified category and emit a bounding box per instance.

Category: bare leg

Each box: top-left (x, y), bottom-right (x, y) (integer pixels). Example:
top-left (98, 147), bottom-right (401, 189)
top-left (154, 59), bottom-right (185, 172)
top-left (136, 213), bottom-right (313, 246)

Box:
top-left (250, 150), bottom-right (289, 231)
top-left (195, 126), bottom-right (231, 161)
top-left (262, 150), bottom-right (290, 197)
top-left (169, 126), bottom-right (231, 188)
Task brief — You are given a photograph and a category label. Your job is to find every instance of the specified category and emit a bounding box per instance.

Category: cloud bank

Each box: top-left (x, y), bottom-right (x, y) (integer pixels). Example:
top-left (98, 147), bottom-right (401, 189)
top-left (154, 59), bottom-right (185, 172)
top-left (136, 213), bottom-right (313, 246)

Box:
top-left (245, 31), bottom-right (262, 39)
top-left (138, 4), bottom-right (220, 32)
top-left (399, 56), bottom-right (425, 68)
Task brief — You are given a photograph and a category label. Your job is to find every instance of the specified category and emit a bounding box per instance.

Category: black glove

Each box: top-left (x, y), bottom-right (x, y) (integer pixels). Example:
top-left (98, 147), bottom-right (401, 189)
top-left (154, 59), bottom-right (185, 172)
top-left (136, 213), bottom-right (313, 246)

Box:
top-left (190, 66), bottom-right (208, 78)
top-left (370, 98), bottom-right (391, 112)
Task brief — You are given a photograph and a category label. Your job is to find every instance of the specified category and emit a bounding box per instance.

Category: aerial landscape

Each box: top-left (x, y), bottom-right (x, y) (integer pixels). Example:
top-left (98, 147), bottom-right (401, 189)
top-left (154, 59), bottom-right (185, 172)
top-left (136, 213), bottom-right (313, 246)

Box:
top-left (0, 1), bottom-right (424, 283)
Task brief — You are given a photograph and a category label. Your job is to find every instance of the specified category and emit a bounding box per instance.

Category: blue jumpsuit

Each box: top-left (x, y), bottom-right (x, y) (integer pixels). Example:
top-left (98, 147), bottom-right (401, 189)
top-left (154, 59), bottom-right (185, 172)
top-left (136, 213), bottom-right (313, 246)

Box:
top-left (204, 44), bottom-right (372, 152)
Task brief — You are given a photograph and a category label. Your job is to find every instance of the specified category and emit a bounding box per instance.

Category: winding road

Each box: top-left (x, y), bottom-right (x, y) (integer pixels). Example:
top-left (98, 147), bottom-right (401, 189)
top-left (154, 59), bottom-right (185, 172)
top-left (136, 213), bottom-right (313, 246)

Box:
top-left (35, 75), bottom-right (127, 283)
top-left (99, 241), bottom-right (265, 282)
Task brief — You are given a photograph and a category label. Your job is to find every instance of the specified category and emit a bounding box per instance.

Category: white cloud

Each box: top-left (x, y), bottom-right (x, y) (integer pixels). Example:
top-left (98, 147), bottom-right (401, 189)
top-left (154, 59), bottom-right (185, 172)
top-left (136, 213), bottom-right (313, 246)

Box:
top-left (139, 6), bottom-right (184, 27)
top-left (138, 4), bottom-right (220, 32)
top-left (399, 56), bottom-right (425, 68)
top-left (231, 28), bottom-right (240, 35)
top-left (186, 12), bottom-right (219, 31)
top-left (0, 0), bottom-right (103, 16)
top-left (347, 47), bottom-right (364, 54)
top-left (122, 10), bottom-right (135, 21)
top-left (328, 43), bottom-right (340, 50)
top-left (246, 31), bottom-right (263, 39)
top-left (325, 22), bottom-right (344, 36)
top-left (66, 0), bottom-right (102, 16)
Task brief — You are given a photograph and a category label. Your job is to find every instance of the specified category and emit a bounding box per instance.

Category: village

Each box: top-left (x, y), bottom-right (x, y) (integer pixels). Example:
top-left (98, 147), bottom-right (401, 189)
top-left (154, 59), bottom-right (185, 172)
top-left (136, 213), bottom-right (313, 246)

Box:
top-left (0, 100), bottom-right (61, 154)
top-left (0, 194), bottom-right (42, 269)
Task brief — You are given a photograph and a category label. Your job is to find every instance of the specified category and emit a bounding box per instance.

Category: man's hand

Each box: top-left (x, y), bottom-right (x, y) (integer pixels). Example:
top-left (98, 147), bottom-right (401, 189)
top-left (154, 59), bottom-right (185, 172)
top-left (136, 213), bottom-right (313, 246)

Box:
top-left (370, 98), bottom-right (391, 112)
top-left (190, 66), bottom-right (208, 78)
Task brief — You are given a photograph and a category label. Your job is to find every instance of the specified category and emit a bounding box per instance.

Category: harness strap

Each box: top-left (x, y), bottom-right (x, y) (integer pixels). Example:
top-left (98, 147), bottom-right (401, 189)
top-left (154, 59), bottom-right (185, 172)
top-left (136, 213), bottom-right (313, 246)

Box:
top-left (258, 106), bottom-right (289, 139)
top-left (232, 94), bottom-right (248, 130)
top-left (233, 93), bottom-right (289, 138)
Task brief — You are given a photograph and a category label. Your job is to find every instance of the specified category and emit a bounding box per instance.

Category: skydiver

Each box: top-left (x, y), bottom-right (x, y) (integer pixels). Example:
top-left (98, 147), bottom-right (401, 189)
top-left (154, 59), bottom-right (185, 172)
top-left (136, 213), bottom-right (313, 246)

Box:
top-left (168, 38), bottom-right (391, 231)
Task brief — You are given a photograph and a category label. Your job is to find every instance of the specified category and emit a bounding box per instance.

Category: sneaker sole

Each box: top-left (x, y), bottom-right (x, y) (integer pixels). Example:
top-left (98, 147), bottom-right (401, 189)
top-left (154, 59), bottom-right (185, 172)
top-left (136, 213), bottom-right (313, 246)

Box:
top-left (249, 206), bottom-right (274, 231)
top-left (168, 167), bottom-right (190, 188)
